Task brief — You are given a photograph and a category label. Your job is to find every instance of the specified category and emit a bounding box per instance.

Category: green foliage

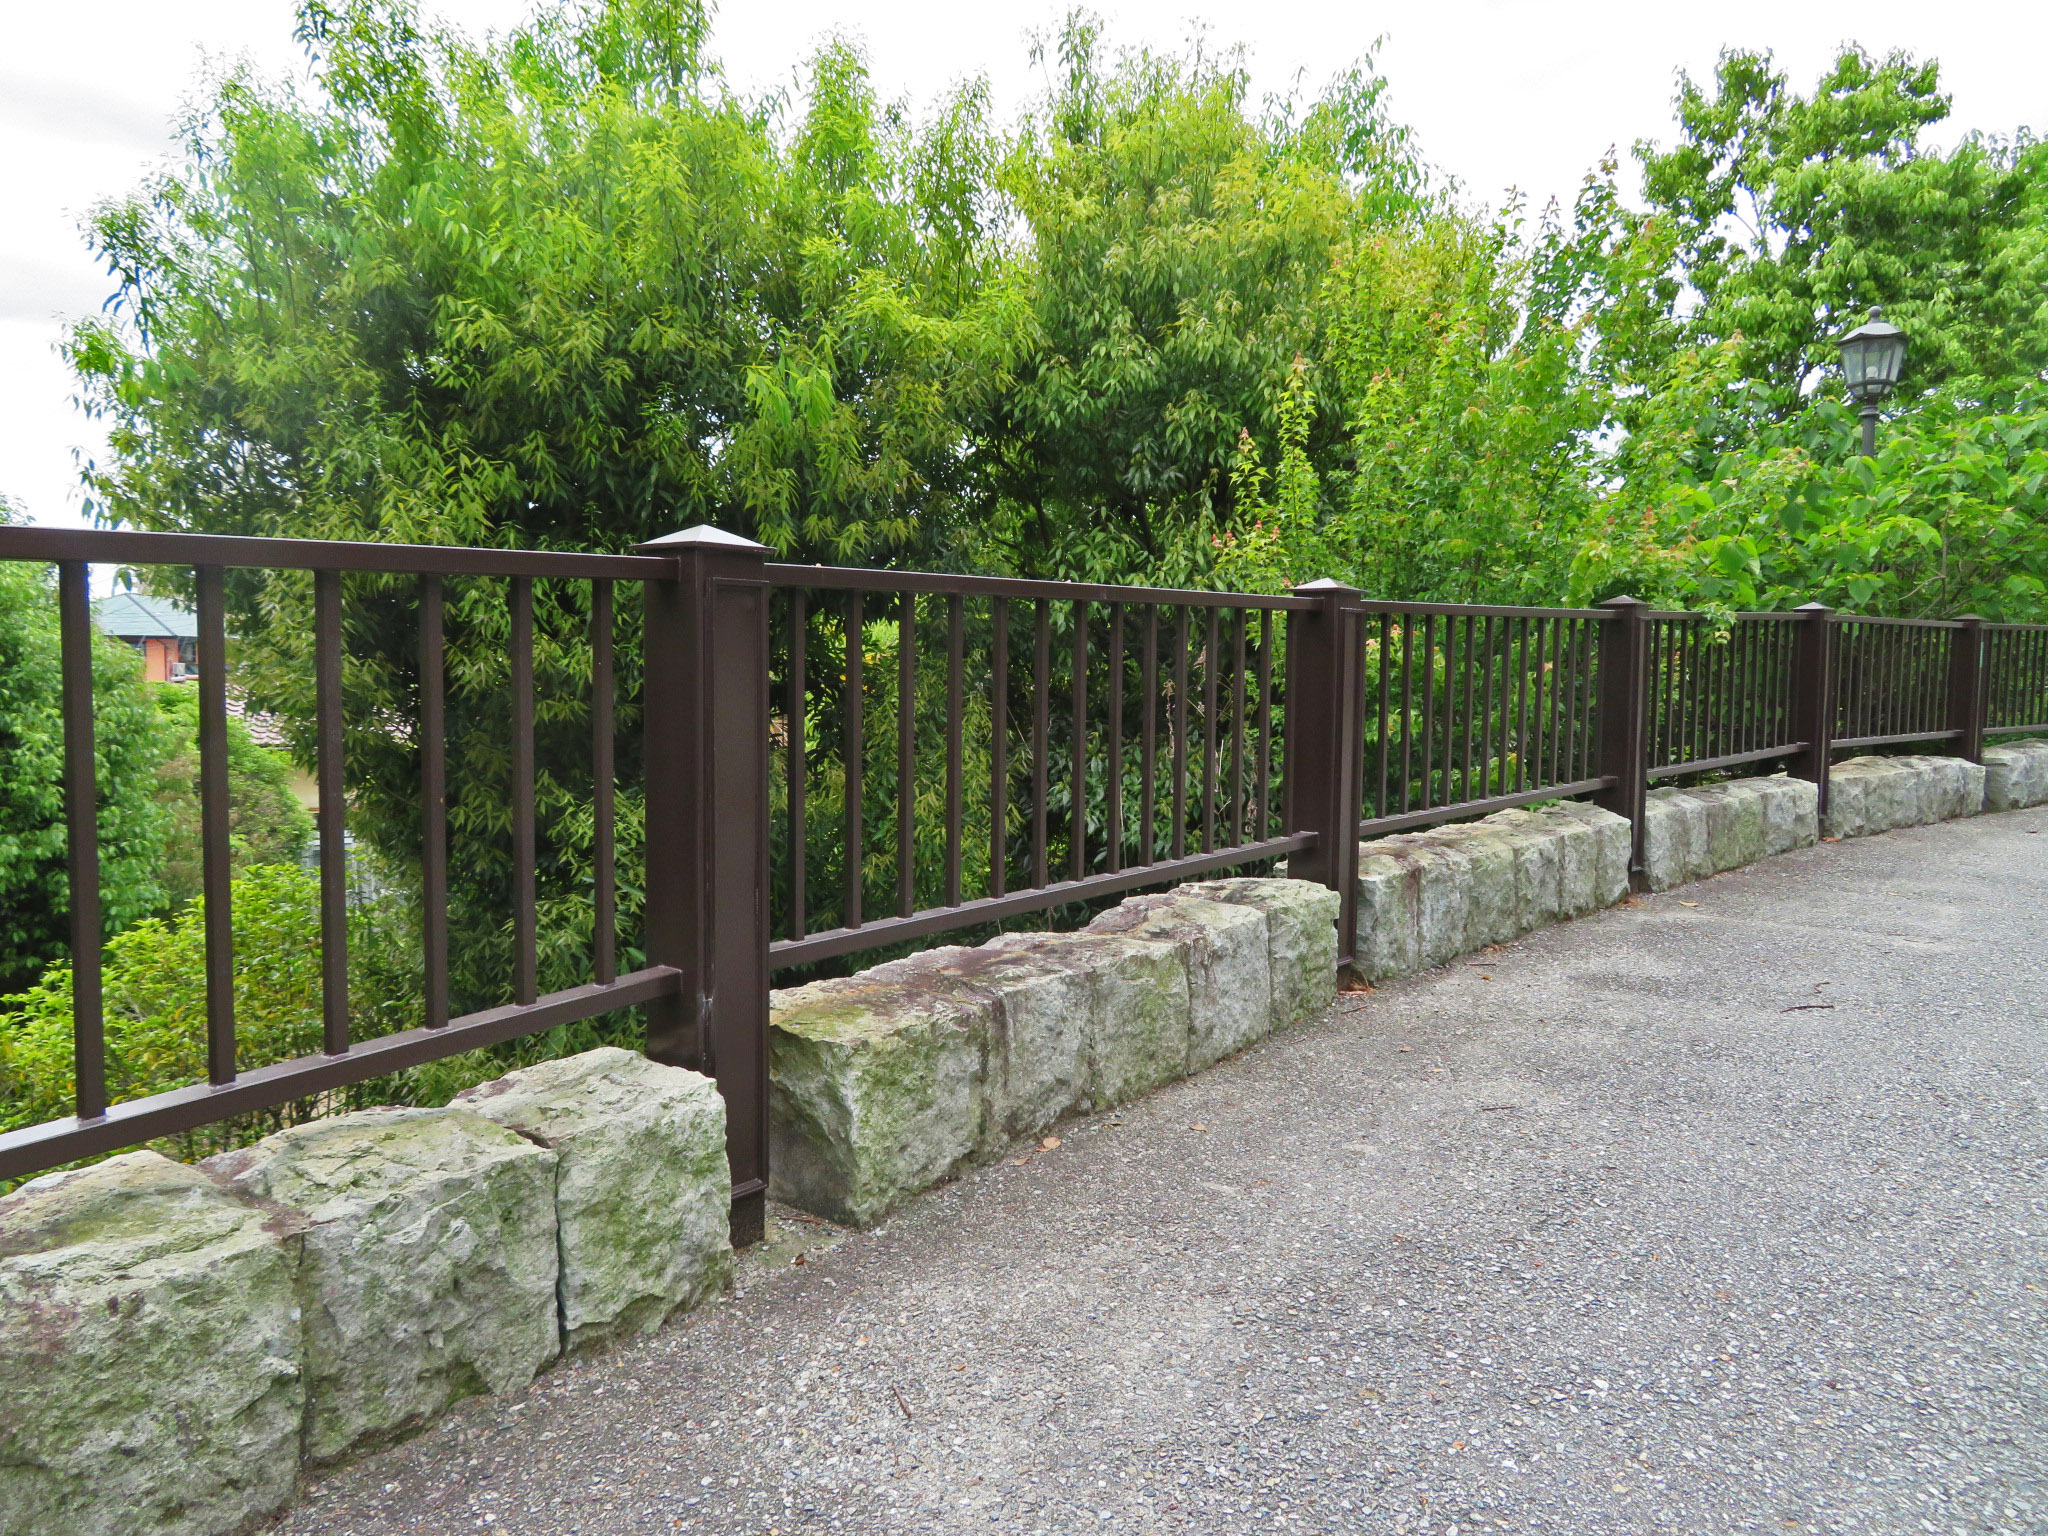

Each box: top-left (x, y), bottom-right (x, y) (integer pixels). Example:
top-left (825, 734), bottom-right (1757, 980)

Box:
top-left (0, 557), bottom-right (170, 993)
top-left (0, 861), bottom-right (635, 1169)
top-left (973, 18), bottom-right (1423, 582)
top-left (1580, 389), bottom-right (2048, 618)
top-left (1575, 47), bottom-right (2048, 434)
top-left (150, 686), bottom-right (316, 908)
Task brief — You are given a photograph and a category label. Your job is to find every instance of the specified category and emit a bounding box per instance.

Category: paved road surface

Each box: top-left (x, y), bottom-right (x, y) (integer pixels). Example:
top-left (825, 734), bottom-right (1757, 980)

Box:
top-left (272, 806), bottom-right (2048, 1536)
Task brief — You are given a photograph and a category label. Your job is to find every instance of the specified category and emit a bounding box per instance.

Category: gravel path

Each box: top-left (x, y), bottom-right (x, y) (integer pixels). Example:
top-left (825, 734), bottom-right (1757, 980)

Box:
top-left (273, 807), bottom-right (2048, 1536)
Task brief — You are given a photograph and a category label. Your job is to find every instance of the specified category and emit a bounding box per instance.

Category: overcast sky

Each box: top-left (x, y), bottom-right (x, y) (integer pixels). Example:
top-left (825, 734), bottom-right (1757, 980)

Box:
top-left (3, 0), bottom-right (2043, 529)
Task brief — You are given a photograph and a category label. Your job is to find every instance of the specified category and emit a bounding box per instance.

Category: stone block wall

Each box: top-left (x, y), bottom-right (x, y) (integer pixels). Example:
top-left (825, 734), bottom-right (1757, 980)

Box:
top-left (1351, 801), bottom-right (1630, 983)
top-left (1641, 774), bottom-right (1819, 893)
top-left (767, 878), bottom-right (1339, 1228)
top-left (0, 1052), bottom-right (731, 1536)
top-left (1984, 739), bottom-right (2048, 811)
top-left (1823, 754), bottom-right (1986, 838)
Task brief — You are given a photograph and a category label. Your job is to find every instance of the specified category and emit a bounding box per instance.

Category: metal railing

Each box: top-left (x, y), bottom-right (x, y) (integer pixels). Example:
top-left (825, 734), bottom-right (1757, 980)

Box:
top-left (1, 523), bottom-right (2044, 1220)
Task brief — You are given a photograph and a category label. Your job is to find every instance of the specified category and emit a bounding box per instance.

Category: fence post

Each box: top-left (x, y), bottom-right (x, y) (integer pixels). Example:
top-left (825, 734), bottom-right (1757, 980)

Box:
top-left (1287, 579), bottom-right (1364, 973)
top-left (1947, 614), bottom-right (1986, 764)
top-left (1593, 595), bottom-right (1651, 882)
top-left (1786, 601), bottom-right (1836, 825)
top-left (636, 525), bottom-right (772, 1248)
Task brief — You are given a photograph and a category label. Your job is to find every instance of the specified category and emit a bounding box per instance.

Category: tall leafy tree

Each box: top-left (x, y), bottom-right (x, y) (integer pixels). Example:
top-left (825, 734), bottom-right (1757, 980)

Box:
top-left (974, 17), bottom-right (1424, 581)
top-left (0, 528), bottom-right (170, 992)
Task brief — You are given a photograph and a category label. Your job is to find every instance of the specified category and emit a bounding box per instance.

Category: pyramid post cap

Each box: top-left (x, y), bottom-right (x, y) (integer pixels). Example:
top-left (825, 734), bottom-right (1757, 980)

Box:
top-left (1294, 577), bottom-right (1359, 594)
top-left (1793, 601), bottom-right (1835, 613)
top-left (635, 525), bottom-right (772, 555)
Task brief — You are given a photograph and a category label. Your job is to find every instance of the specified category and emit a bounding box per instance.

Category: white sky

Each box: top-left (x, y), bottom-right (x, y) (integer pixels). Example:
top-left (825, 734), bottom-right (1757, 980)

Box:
top-left (3, 0), bottom-right (2043, 530)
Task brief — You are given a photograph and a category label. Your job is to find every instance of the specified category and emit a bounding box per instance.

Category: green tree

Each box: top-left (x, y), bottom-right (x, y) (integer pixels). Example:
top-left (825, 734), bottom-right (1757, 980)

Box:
top-left (1577, 47), bottom-right (2048, 437)
top-left (0, 532), bottom-right (170, 992)
top-left (975, 17), bottom-right (1424, 582)
top-left (67, 0), bottom-right (1025, 1012)
top-left (150, 685), bottom-right (315, 909)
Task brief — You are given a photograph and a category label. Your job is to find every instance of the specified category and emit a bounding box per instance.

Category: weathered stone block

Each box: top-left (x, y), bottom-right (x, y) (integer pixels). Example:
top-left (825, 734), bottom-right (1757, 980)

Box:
top-left (1697, 782), bottom-right (1769, 869)
top-left (1177, 878), bottom-right (1338, 1028)
top-left (1087, 892), bottom-right (1271, 1072)
top-left (985, 930), bottom-right (1192, 1110)
top-left (1537, 798), bottom-right (1632, 907)
top-left (768, 974), bottom-right (991, 1227)
top-left (1642, 787), bottom-right (1708, 891)
top-left (0, 1153), bottom-right (303, 1536)
top-left (1410, 826), bottom-right (1518, 949)
top-left (868, 941), bottom-right (1091, 1139)
top-left (1758, 775), bottom-right (1821, 855)
top-left (1489, 811), bottom-right (1565, 929)
top-left (206, 1106), bottom-right (559, 1464)
top-left (454, 1048), bottom-right (731, 1354)
top-left (1826, 754), bottom-right (1986, 837)
top-left (1985, 738), bottom-right (2048, 811)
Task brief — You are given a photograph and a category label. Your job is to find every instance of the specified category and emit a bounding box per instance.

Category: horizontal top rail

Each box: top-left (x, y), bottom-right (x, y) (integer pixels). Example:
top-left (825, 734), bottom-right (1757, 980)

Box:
top-left (763, 563), bottom-right (1317, 609)
top-left (1643, 609), bottom-right (1805, 623)
top-left (1830, 613), bottom-right (1963, 629)
top-left (0, 525), bottom-right (671, 581)
top-left (1360, 599), bottom-right (1617, 620)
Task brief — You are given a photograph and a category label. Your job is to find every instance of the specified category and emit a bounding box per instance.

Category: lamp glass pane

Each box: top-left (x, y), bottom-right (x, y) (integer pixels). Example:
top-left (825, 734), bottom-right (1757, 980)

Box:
top-left (1875, 335), bottom-right (1905, 386)
top-left (1840, 341), bottom-right (1870, 387)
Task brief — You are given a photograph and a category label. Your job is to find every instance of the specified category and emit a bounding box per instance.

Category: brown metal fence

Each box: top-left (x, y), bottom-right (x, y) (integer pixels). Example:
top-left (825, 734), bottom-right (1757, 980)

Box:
top-left (1, 525), bottom-right (2044, 1227)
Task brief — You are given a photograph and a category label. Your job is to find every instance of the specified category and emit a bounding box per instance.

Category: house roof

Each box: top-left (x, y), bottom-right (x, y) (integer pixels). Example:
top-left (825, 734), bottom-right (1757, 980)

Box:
top-left (94, 592), bottom-right (198, 640)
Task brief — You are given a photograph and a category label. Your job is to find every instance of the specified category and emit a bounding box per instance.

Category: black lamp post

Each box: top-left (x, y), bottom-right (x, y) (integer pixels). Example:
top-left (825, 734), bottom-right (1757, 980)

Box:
top-left (1834, 307), bottom-right (1907, 456)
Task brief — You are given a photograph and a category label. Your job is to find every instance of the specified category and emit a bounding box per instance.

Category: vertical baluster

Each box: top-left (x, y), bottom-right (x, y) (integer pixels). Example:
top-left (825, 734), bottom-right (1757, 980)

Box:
top-left (1201, 607), bottom-right (1219, 851)
top-left (1578, 620), bottom-right (1600, 780)
top-left (1032, 600), bottom-right (1050, 887)
top-left (1441, 615), bottom-right (1461, 804)
top-left (57, 561), bottom-right (104, 1118)
top-left (845, 591), bottom-right (864, 929)
top-left (1140, 608), bottom-right (1158, 862)
top-left (1230, 609), bottom-right (1247, 841)
top-left (786, 590), bottom-right (806, 943)
top-left (1106, 603), bottom-right (1124, 871)
top-left (1171, 612), bottom-right (1189, 858)
top-left (510, 576), bottom-right (537, 1007)
top-left (591, 580), bottom-right (616, 983)
top-left (1419, 615), bottom-right (1438, 807)
top-left (1071, 599), bottom-right (1090, 880)
top-left (419, 575), bottom-right (448, 1028)
top-left (945, 594), bottom-right (964, 908)
top-left (990, 597), bottom-right (1009, 898)
top-left (1399, 617), bottom-right (1417, 813)
top-left (1513, 617), bottom-right (1531, 792)
top-left (897, 593), bottom-right (915, 918)
top-left (197, 565), bottom-right (235, 1082)
top-left (314, 569), bottom-right (348, 1053)
top-left (1372, 614), bottom-right (1391, 820)
top-left (1478, 615), bottom-right (1496, 797)
top-left (1459, 615), bottom-right (1477, 801)
top-left (1257, 610), bottom-right (1274, 840)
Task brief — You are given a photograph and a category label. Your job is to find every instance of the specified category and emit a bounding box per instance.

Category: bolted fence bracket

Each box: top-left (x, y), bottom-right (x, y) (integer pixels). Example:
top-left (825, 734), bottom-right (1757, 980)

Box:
top-left (1286, 579), bottom-right (1366, 971)
top-left (1593, 596), bottom-right (1651, 883)
top-left (637, 525), bottom-right (773, 1248)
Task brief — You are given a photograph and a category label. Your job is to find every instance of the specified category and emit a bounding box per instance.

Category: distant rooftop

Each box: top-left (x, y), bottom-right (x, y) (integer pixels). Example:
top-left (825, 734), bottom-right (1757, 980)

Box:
top-left (94, 592), bottom-right (198, 640)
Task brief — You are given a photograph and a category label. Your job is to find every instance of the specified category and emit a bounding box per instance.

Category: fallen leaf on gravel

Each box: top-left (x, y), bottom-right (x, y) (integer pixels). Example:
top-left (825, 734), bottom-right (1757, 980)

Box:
top-left (1039, 1136), bottom-right (1061, 1151)
top-left (1190, 1123), bottom-right (1208, 1132)
top-left (1397, 1046), bottom-right (1414, 1053)
top-left (1679, 901), bottom-right (1700, 907)
top-left (1010, 1156), bottom-right (1031, 1165)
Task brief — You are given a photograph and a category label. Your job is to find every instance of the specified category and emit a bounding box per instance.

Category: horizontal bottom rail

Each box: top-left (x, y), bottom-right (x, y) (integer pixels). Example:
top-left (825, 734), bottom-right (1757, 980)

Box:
top-left (1833, 730), bottom-right (1961, 750)
top-left (1357, 778), bottom-right (1615, 842)
top-left (0, 967), bottom-right (682, 1183)
top-left (1986, 721), bottom-right (2048, 736)
top-left (1648, 743), bottom-right (1808, 782)
top-left (770, 835), bottom-right (1316, 969)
